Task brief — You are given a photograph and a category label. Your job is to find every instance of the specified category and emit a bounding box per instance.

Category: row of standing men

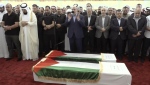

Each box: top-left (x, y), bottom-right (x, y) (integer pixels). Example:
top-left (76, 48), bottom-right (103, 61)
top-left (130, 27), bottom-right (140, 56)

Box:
top-left (0, 3), bottom-right (149, 63)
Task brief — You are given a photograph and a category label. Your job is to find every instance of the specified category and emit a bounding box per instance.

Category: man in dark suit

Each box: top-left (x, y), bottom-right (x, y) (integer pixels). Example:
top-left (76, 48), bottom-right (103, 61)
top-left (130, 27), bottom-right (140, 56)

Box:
top-left (32, 4), bottom-right (44, 57)
top-left (61, 6), bottom-right (85, 53)
top-left (128, 8), bottom-right (147, 63)
top-left (82, 3), bottom-right (96, 16)
top-left (107, 7), bottom-right (116, 20)
top-left (122, 6), bottom-right (130, 55)
top-left (107, 7), bottom-right (116, 52)
top-left (55, 7), bottom-right (66, 51)
top-left (110, 9), bottom-right (127, 60)
top-left (83, 7), bottom-right (96, 53)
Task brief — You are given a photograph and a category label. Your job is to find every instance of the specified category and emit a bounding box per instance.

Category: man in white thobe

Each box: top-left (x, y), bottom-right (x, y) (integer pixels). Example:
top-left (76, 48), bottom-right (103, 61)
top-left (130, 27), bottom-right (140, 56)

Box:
top-left (19, 3), bottom-right (39, 61)
top-left (0, 3), bottom-right (9, 58)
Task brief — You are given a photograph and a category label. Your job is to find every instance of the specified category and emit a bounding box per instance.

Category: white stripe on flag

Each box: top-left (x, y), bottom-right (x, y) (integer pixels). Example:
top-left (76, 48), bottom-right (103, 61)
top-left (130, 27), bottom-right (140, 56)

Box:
top-left (51, 61), bottom-right (100, 70)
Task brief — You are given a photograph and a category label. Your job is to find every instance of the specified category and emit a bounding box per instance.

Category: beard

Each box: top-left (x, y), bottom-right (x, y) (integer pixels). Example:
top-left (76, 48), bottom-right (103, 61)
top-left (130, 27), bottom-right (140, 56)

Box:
top-left (0, 10), bottom-right (4, 13)
top-left (23, 12), bottom-right (27, 15)
top-left (98, 11), bottom-right (101, 15)
top-left (123, 13), bottom-right (127, 15)
top-left (135, 16), bottom-right (140, 18)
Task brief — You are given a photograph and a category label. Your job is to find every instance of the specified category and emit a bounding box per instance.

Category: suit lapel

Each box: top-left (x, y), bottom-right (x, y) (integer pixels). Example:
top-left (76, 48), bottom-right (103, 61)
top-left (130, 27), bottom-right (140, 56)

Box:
top-left (115, 18), bottom-right (119, 26)
top-left (120, 18), bottom-right (123, 26)
top-left (85, 16), bottom-right (88, 26)
top-left (104, 16), bottom-right (107, 27)
top-left (89, 16), bottom-right (93, 26)
top-left (99, 16), bottom-right (102, 27)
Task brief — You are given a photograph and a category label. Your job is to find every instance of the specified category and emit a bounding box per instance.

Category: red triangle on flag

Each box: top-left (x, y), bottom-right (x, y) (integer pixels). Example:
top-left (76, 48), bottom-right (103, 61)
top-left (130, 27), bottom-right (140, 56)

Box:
top-left (33, 58), bottom-right (58, 73)
top-left (46, 50), bottom-right (66, 58)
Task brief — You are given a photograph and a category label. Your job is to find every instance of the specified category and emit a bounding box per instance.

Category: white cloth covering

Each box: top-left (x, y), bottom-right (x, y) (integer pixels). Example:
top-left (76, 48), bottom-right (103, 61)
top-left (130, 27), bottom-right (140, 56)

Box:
top-left (144, 15), bottom-right (150, 38)
top-left (19, 4), bottom-right (39, 61)
top-left (33, 60), bottom-right (131, 85)
top-left (63, 53), bottom-right (117, 62)
top-left (0, 4), bottom-right (9, 58)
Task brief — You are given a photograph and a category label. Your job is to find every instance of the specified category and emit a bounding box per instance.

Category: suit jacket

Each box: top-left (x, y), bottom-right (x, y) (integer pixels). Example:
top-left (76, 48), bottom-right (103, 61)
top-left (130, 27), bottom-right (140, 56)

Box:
top-left (109, 18), bottom-right (127, 40)
top-left (111, 15), bottom-right (116, 20)
top-left (128, 15), bottom-right (147, 39)
top-left (95, 15), bottom-right (110, 38)
top-left (62, 14), bottom-right (85, 38)
top-left (55, 14), bottom-right (67, 34)
top-left (83, 15), bottom-right (96, 36)
top-left (35, 12), bottom-right (43, 34)
top-left (82, 11), bottom-right (96, 16)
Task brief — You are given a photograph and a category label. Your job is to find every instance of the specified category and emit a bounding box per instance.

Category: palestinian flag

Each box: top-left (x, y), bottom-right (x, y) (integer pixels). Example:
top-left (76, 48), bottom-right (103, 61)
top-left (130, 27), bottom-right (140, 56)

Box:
top-left (46, 50), bottom-right (102, 63)
top-left (32, 58), bottom-right (101, 83)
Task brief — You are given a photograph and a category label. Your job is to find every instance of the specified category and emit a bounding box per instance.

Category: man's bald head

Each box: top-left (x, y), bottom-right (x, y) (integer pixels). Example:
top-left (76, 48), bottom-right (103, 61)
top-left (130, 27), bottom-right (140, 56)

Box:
top-left (57, 7), bottom-right (62, 14)
top-left (101, 7), bottom-right (107, 16)
top-left (6, 3), bottom-right (12, 13)
top-left (134, 8), bottom-right (141, 18)
top-left (6, 3), bottom-right (12, 8)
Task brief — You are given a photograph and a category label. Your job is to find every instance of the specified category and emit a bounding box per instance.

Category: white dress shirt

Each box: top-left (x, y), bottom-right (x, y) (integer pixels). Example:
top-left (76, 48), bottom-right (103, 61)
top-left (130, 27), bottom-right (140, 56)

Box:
top-left (88, 16), bottom-right (91, 26)
top-left (144, 15), bottom-right (150, 38)
top-left (117, 18), bottom-right (121, 35)
top-left (102, 17), bottom-right (105, 28)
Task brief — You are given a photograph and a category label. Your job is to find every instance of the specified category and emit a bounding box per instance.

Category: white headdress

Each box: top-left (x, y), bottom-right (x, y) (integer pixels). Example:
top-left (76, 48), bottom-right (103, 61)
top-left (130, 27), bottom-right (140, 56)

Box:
top-left (0, 3), bottom-right (4, 8)
top-left (20, 3), bottom-right (31, 22)
top-left (20, 3), bottom-right (31, 15)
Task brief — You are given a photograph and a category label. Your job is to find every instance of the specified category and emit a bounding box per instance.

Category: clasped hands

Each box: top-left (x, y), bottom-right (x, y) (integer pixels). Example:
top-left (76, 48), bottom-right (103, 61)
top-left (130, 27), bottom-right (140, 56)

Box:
top-left (119, 27), bottom-right (123, 31)
top-left (44, 25), bottom-right (53, 30)
top-left (101, 28), bottom-right (106, 32)
top-left (132, 31), bottom-right (141, 37)
top-left (3, 26), bottom-right (11, 31)
top-left (21, 21), bottom-right (28, 27)
top-left (87, 26), bottom-right (93, 32)
top-left (67, 13), bottom-right (80, 21)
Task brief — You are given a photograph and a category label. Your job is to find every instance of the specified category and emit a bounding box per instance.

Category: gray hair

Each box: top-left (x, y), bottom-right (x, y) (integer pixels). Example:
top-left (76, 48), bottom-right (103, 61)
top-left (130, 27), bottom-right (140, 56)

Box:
top-left (101, 7), bottom-right (107, 11)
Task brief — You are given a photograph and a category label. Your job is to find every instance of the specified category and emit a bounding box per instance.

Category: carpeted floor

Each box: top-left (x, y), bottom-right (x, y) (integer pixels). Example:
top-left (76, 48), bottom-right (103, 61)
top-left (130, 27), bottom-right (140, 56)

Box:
top-left (0, 56), bottom-right (150, 85)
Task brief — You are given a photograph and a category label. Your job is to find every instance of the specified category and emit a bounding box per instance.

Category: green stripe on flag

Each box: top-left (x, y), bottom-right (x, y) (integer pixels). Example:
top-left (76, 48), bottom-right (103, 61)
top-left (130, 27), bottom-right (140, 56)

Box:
top-left (53, 56), bottom-right (102, 63)
top-left (35, 66), bottom-right (99, 80)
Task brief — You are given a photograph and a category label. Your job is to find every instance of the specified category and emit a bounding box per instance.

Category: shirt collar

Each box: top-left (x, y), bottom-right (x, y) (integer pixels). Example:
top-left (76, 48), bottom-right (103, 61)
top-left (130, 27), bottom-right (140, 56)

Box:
top-left (133, 16), bottom-right (141, 19)
top-left (7, 12), bottom-right (13, 16)
top-left (117, 18), bottom-right (121, 20)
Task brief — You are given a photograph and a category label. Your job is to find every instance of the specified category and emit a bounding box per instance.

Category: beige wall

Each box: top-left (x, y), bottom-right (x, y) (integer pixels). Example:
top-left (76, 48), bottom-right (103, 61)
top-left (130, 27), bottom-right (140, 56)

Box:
top-left (0, 1), bottom-right (149, 9)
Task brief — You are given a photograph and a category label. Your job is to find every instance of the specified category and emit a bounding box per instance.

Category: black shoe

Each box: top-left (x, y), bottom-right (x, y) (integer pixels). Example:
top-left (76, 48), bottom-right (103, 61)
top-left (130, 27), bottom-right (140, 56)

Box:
top-left (6, 58), bottom-right (12, 61)
top-left (17, 58), bottom-right (22, 61)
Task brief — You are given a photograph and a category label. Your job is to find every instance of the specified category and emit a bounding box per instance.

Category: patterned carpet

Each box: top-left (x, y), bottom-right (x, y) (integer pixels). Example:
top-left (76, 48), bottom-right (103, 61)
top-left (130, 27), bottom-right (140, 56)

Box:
top-left (0, 55), bottom-right (150, 85)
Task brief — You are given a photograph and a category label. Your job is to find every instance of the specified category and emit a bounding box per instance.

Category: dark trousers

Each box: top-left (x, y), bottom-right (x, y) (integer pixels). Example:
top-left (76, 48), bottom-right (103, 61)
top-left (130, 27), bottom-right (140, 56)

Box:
top-left (97, 34), bottom-right (107, 53)
top-left (123, 37), bottom-right (128, 55)
top-left (6, 35), bottom-right (22, 59)
top-left (38, 33), bottom-right (43, 55)
top-left (111, 36), bottom-right (124, 58)
top-left (56, 32), bottom-right (65, 51)
top-left (69, 34), bottom-right (82, 53)
top-left (44, 34), bottom-right (55, 54)
top-left (141, 38), bottom-right (150, 60)
top-left (83, 33), bottom-right (94, 53)
top-left (128, 39), bottom-right (143, 61)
